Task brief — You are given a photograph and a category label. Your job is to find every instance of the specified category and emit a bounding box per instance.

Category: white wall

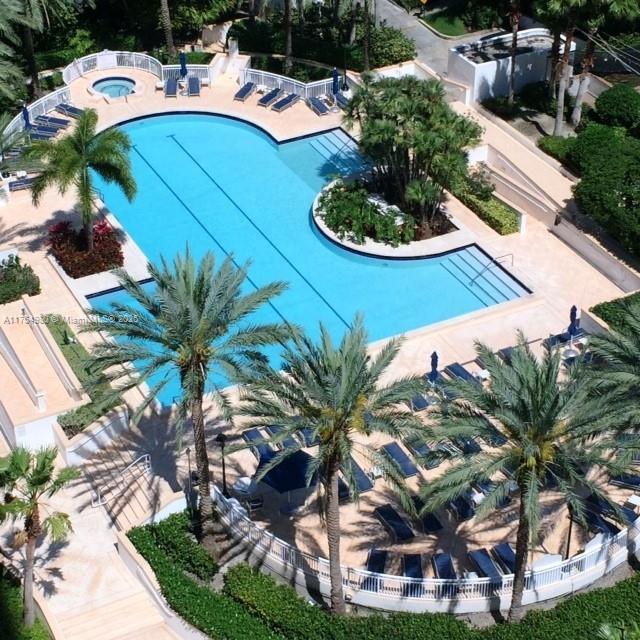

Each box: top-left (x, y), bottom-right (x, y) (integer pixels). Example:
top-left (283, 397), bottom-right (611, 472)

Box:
top-left (14, 414), bottom-right (59, 449)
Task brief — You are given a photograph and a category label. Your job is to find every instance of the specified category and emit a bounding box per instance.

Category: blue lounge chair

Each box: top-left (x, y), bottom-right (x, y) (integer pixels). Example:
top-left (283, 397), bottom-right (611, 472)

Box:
top-left (234, 82), bottom-right (256, 102)
top-left (382, 442), bottom-right (418, 478)
top-left (480, 426), bottom-right (507, 447)
top-left (402, 554), bottom-right (424, 597)
top-left (272, 93), bottom-right (300, 112)
top-left (9, 177), bottom-right (36, 192)
top-left (300, 426), bottom-right (319, 447)
top-left (335, 92), bottom-right (349, 109)
top-left (361, 549), bottom-right (387, 592)
top-left (264, 424), bottom-right (298, 450)
top-left (449, 494), bottom-right (475, 521)
top-left (35, 115), bottom-right (68, 129)
top-left (27, 131), bottom-right (54, 141)
top-left (468, 549), bottom-right (501, 580)
top-left (56, 103), bottom-right (83, 118)
top-left (583, 509), bottom-right (621, 536)
top-left (492, 543), bottom-right (516, 574)
top-left (187, 76), bottom-right (200, 96)
top-left (374, 504), bottom-right (414, 542)
top-left (451, 437), bottom-right (481, 455)
top-left (410, 496), bottom-right (443, 533)
top-left (473, 479), bottom-right (511, 508)
top-left (30, 123), bottom-right (58, 135)
top-left (409, 394), bottom-right (430, 412)
top-left (342, 456), bottom-right (373, 493)
top-left (164, 78), bottom-right (178, 98)
top-left (586, 493), bottom-right (634, 524)
top-left (611, 473), bottom-right (640, 489)
top-left (404, 435), bottom-right (440, 469)
top-left (242, 428), bottom-right (276, 463)
top-left (498, 346), bottom-right (514, 363)
top-left (308, 96), bottom-right (329, 116)
top-left (543, 328), bottom-right (586, 350)
top-left (445, 362), bottom-right (477, 383)
top-left (337, 476), bottom-right (350, 502)
top-left (432, 553), bottom-right (457, 580)
top-left (257, 87), bottom-right (283, 107)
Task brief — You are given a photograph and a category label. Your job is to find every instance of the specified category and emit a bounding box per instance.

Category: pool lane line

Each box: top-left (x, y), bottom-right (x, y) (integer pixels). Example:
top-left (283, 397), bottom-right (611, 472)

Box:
top-left (130, 145), bottom-right (289, 325)
top-left (167, 134), bottom-right (351, 331)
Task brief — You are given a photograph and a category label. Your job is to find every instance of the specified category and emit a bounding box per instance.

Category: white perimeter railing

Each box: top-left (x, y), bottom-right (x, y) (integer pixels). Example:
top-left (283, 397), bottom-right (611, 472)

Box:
top-left (240, 67), bottom-right (347, 98)
top-left (4, 86), bottom-right (71, 139)
top-left (211, 485), bottom-right (638, 613)
top-left (62, 51), bottom-right (164, 84)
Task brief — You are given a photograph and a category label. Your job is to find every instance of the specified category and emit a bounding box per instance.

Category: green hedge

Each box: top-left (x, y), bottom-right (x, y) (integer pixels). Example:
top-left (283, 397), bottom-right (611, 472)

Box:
top-left (0, 256), bottom-right (41, 305)
top-left (538, 135), bottom-right (576, 166)
top-left (590, 293), bottom-right (640, 331)
top-left (456, 192), bottom-right (519, 235)
top-left (127, 527), bottom-right (280, 640)
top-left (0, 567), bottom-right (50, 640)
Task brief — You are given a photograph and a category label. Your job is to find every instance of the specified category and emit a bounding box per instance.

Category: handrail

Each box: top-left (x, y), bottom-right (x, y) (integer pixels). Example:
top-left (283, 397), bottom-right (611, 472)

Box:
top-left (240, 67), bottom-right (346, 98)
top-left (92, 453), bottom-right (151, 507)
top-left (0, 399), bottom-right (16, 448)
top-left (469, 253), bottom-right (514, 285)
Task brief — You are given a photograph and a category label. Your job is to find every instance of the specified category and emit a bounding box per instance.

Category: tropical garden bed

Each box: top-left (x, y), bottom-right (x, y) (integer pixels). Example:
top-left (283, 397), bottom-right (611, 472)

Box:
top-left (591, 292), bottom-right (640, 331)
top-left (0, 255), bottom-right (41, 305)
top-left (0, 566), bottom-right (50, 640)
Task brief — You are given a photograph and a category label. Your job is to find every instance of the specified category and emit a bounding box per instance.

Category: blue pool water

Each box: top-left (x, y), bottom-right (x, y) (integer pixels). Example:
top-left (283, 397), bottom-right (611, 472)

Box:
top-left (93, 76), bottom-right (136, 98)
top-left (93, 114), bottom-right (528, 403)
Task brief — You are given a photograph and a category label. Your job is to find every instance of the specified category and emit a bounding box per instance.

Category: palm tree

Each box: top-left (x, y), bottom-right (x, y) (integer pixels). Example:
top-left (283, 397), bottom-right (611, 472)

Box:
top-left (507, 0), bottom-right (521, 107)
top-left (0, 0), bottom-right (27, 101)
top-left (0, 112), bottom-right (31, 174)
top-left (237, 315), bottom-right (424, 614)
top-left (28, 108), bottom-right (136, 252)
top-left (159, 0), bottom-right (176, 57)
top-left (85, 248), bottom-right (290, 555)
top-left (284, 0), bottom-right (293, 74)
top-left (598, 621), bottom-right (640, 640)
top-left (420, 333), bottom-right (631, 621)
top-left (0, 447), bottom-right (79, 627)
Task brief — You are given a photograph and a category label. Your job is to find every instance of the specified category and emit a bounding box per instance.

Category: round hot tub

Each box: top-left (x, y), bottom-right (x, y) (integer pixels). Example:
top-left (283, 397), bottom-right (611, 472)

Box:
top-left (92, 76), bottom-right (136, 98)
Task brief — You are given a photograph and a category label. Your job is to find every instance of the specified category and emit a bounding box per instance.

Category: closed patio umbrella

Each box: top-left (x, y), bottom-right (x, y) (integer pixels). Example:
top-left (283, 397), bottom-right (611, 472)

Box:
top-left (428, 351), bottom-right (439, 384)
top-left (21, 105), bottom-right (30, 129)
top-left (565, 305), bottom-right (580, 357)
top-left (179, 51), bottom-right (188, 79)
top-left (331, 67), bottom-right (340, 96)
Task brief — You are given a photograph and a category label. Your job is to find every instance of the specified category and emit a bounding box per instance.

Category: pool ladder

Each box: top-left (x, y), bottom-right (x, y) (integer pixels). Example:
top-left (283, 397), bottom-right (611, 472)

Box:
top-left (469, 253), bottom-right (514, 286)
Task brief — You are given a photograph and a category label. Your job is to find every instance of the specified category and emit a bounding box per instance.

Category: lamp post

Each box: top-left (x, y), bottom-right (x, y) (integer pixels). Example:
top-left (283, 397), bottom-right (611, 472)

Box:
top-left (215, 433), bottom-right (229, 497)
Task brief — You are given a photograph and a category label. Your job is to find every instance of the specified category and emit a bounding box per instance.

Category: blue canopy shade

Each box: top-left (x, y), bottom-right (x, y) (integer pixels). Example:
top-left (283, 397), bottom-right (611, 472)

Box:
top-left (332, 67), bottom-right (339, 95)
top-left (179, 52), bottom-right (188, 79)
top-left (428, 351), bottom-right (439, 383)
top-left (21, 105), bottom-right (30, 129)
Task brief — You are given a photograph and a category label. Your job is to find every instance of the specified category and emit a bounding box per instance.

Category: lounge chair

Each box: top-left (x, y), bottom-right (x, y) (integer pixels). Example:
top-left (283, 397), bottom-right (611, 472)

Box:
top-left (300, 426), bottom-right (319, 447)
top-left (342, 456), bottom-right (373, 493)
top-left (264, 424), bottom-right (298, 450)
top-left (402, 554), bottom-right (424, 597)
top-left (308, 96), bottom-right (329, 116)
top-left (234, 82), bottom-right (256, 102)
top-left (444, 362), bottom-right (477, 383)
top-left (473, 479), bottom-right (511, 508)
top-left (410, 496), bottom-right (443, 533)
top-left (164, 78), bottom-right (178, 98)
top-left (451, 436), bottom-right (481, 455)
top-left (404, 435), bottom-right (440, 469)
top-left (337, 476), bottom-right (351, 502)
top-left (242, 428), bottom-right (276, 463)
top-left (56, 103), bottom-right (83, 118)
top-left (374, 504), bottom-right (414, 542)
top-left (498, 346), bottom-right (514, 363)
top-left (335, 92), bottom-right (349, 109)
top-left (611, 473), bottom-right (640, 489)
top-left (432, 553), bottom-right (457, 580)
top-left (187, 76), bottom-right (200, 97)
top-left (27, 131), bottom-right (55, 141)
top-left (449, 494), bottom-right (475, 521)
top-left (35, 115), bottom-right (69, 129)
top-left (257, 87), bottom-right (283, 107)
top-left (8, 177), bottom-right (36, 192)
top-left (468, 549), bottom-right (501, 580)
top-left (543, 328), bottom-right (586, 350)
top-left (479, 426), bottom-right (508, 447)
top-left (272, 92), bottom-right (300, 112)
top-left (409, 394), bottom-right (430, 412)
top-left (30, 123), bottom-right (58, 134)
top-left (382, 442), bottom-right (418, 478)
top-left (492, 542), bottom-right (516, 574)
top-left (583, 509), bottom-right (621, 536)
top-left (361, 548), bottom-right (387, 592)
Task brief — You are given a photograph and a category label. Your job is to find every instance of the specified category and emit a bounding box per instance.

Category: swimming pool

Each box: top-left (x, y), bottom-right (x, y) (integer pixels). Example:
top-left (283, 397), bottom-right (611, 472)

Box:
top-left (93, 76), bottom-right (136, 98)
top-left (93, 113), bottom-right (528, 402)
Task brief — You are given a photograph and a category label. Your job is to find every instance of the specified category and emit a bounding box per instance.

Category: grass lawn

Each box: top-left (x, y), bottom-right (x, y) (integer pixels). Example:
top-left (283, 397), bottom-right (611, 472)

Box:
top-left (421, 0), bottom-right (467, 37)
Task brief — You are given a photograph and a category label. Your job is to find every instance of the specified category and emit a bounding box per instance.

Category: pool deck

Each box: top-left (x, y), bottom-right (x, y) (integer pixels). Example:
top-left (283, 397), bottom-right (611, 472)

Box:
top-left (0, 64), bottom-right (634, 631)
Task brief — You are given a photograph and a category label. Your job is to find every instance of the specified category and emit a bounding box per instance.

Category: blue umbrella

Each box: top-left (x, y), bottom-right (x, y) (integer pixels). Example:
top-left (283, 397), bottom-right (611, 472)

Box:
top-left (179, 52), bottom-right (188, 79)
top-left (428, 351), bottom-right (439, 384)
top-left (568, 305), bottom-right (579, 337)
top-left (21, 105), bottom-right (30, 129)
top-left (331, 67), bottom-right (340, 96)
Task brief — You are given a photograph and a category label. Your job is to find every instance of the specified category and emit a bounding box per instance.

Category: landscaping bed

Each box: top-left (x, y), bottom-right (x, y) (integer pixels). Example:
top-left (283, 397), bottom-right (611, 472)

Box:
top-left (590, 292), bottom-right (640, 331)
top-left (250, 56), bottom-right (331, 83)
top-left (0, 255), bottom-right (41, 305)
top-left (0, 566), bottom-right (50, 640)
top-left (417, 0), bottom-right (503, 37)
top-left (48, 220), bottom-right (123, 279)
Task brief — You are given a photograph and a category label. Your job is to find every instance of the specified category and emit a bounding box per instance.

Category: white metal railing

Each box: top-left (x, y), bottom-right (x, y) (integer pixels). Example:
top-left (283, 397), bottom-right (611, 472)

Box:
top-left (0, 327), bottom-right (45, 411)
top-left (92, 453), bottom-right (151, 507)
top-left (211, 485), bottom-right (638, 610)
top-left (3, 86), bottom-right (71, 140)
top-left (240, 67), bottom-right (345, 98)
top-left (162, 64), bottom-right (211, 82)
top-left (62, 51), bottom-right (163, 84)
top-left (20, 301), bottom-right (83, 402)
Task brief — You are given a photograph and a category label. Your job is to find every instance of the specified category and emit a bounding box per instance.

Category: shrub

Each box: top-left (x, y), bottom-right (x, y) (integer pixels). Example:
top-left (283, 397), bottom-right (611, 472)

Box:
top-left (0, 566), bottom-right (50, 640)
top-left (0, 255), bottom-right (41, 304)
top-left (567, 123), bottom-right (628, 174)
top-left (538, 135), bottom-right (576, 165)
top-left (590, 293), bottom-right (640, 331)
top-left (369, 26), bottom-right (417, 69)
top-left (317, 181), bottom-right (414, 247)
top-left (595, 83), bottom-right (640, 131)
top-left (518, 81), bottom-right (555, 115)
top-left (462, 0), bottom-right (503, 31)
top-left (481, 96), bottom-right (519, 119)
top-left (48, 220), bottom-right (123, 279)
top-left (127, 527), bottom-right (279, 640)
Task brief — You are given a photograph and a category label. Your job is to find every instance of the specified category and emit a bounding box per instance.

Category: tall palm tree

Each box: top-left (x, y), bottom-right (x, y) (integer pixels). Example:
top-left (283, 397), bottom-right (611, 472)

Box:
top-left (284, 0), bottom-right (293, 74)
top-left (237, 316), bottom-right (424, 614)
top-left (0, 112), bottom-right (31, 173)
top-left (508, 0), bottom-right (521, 107)
top-left (28, 108), bottom-right (136, 252)
top-left (159, 0), bottom-right (176, 57)
top-left (598, 621), bottom-right (640, 640)
top-left (0, 447), bottom-right (79, 627)
top-left (0, 0), bottom-right (27, 101)
top-left (85, 248), bottom-right (290, 555)
top-left (420, 333), bottom-right (631, 621)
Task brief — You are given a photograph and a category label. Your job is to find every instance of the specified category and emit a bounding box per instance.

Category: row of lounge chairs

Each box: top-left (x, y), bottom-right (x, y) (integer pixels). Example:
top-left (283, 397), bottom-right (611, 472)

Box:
top-left (361, 542), bottom-right (517, 593)
top-left (164, 76), bottom-right (201, 98)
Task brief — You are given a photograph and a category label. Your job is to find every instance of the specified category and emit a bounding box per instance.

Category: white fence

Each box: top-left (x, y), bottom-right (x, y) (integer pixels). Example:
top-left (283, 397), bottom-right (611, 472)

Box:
top-left (4, 86), bottom-right (71, 140)
top-left (162, 64), bottom-right (211, 81)
top-left (240, 67), bottom-right (345, 98)
top-left (208, 486), bottom-right (638, 613)
top-left (62, 51), bottom-right (164, 84)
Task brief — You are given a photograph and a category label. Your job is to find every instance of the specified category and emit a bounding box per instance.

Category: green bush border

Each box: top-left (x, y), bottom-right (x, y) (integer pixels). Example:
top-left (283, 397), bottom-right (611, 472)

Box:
top-left (455, 192), bottom-right (520, 235)
top-left (590, 293), bottom-right (640, 331)
top-left (0, 566), bottom-right (50, 640)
